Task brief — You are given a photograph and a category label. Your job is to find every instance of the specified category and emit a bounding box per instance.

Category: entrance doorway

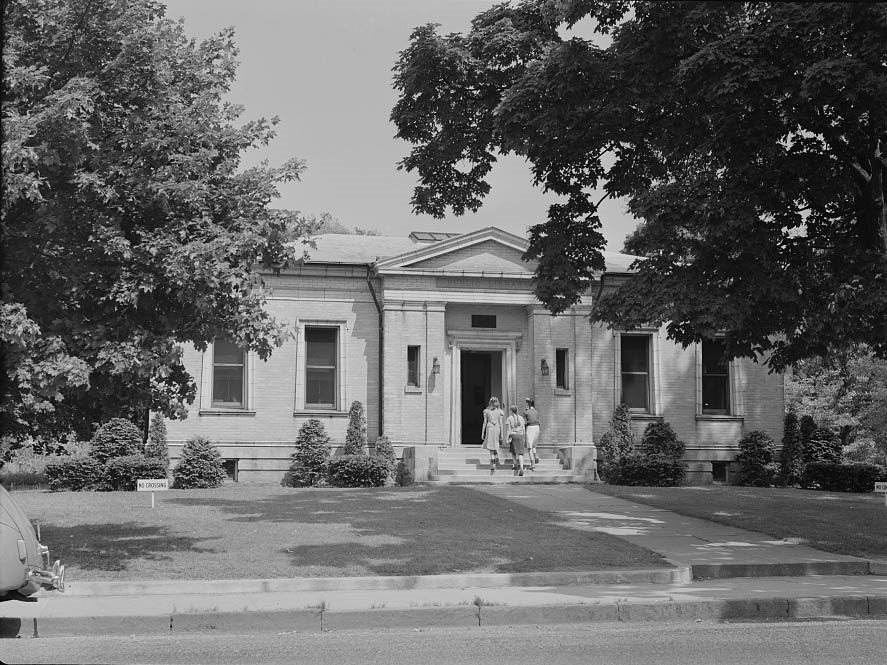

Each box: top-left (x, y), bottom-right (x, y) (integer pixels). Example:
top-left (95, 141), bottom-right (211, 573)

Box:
top-left (460, 350), bottom-right (503, 444)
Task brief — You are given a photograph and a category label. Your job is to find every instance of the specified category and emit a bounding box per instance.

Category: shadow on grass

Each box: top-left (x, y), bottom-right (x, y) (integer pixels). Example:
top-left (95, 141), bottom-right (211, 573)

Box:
top-left (40, 522), bottom-right (219, 572)
top-left (166, 486), bottom-right (668, 576)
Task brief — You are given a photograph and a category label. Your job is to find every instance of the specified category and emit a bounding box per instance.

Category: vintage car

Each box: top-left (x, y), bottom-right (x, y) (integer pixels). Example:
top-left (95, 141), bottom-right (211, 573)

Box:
top-left (0, 484), bottom-right (65, 601)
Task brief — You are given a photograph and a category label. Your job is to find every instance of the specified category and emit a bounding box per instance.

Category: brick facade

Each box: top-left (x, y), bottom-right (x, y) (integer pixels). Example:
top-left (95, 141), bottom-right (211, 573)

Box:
top-left (165, 227), bottom-right (784, 484)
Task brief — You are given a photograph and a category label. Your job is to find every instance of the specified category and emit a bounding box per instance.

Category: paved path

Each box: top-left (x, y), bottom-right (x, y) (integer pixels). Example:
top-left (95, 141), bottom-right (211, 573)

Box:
top-left (475, 485), bottom-right (879, 578)
top-left (3, 484), bottom-right (885, 636)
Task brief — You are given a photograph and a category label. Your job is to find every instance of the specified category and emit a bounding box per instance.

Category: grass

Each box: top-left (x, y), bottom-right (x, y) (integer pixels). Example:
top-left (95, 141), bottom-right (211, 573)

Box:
top-left (10, 484), bottom-right (667, 582)
top-left (590, 484), bottom-right (887, 560)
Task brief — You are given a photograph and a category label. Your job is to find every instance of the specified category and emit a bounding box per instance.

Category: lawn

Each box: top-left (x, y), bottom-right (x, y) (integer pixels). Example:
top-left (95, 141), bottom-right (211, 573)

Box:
top-left (10, 484), bottom-right (667, 582)
top-left (590, 484), bottom-right (887, 560)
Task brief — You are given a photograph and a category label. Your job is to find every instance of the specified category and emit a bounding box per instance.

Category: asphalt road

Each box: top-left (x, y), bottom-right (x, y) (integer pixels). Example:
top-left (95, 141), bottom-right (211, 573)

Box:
top-left (2, 620), bottom-right (886, 664)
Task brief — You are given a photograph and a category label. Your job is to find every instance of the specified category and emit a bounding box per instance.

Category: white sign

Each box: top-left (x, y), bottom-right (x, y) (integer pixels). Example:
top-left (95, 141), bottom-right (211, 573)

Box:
top-left (137, 479), bottom-right (169, 491)
top-left (875, 482), bottom-right (887, 493)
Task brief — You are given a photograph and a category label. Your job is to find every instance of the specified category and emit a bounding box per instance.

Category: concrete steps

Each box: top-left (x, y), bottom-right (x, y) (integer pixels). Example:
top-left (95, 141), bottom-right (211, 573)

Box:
top-left (430, 448), bottom-right (578, 484)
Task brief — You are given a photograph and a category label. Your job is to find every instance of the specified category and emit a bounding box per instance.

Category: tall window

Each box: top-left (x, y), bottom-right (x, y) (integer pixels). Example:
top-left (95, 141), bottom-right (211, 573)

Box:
top-left (702, 339), bottom-right (730, 414)
top-left (305, 327), bottom-right (338, 409)
top-left (621, 335), bottom-right (649, 411)
top-left (407, 345), bottom-right (420, 387)
top-left (555, 348), bottom-right (570, 390)
top-left (212, 340), bottom-right (246, 408)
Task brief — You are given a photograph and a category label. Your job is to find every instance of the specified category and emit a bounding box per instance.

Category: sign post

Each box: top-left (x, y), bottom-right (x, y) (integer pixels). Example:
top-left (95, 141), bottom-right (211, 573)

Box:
top-left (875, 481), bottom-right (887, 507)
top-left (137, 478), bottom-right (169, 508)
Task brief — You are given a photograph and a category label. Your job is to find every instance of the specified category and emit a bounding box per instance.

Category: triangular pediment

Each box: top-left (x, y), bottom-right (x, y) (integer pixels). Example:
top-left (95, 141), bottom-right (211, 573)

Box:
top-left (375, 227), bottom-right (535, 277)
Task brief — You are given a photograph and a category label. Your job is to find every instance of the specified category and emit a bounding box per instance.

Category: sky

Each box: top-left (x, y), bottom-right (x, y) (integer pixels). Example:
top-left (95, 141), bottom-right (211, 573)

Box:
top-left (160, 0), bottom-right (639, 250)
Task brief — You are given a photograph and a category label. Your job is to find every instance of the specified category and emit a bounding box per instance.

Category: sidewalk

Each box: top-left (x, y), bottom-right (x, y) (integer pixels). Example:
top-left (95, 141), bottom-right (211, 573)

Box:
top-left (3, 485), bottom-right (886, 636)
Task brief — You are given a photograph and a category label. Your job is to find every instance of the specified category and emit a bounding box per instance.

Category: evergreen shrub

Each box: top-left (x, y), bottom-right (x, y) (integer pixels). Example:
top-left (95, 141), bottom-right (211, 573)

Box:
top-left (598, 404), bottom-right (635, 464)
top-left (344, 401), bottom-right (367, 455)
top-left (780, 411), bottom-right (804, 486)
top-left (172, 436), bottom-right (226, 489)
top-left (144, 413), bottom-right (170, 470)
top-left (90, 418), bottom-right (143, 464)
top-left (282, 419), bottom-right (331, 487)
top-left (327, 454), bottom-right (389, 487)
top-left (45, 457), bottom-right (103, 491)
top-left (373, 435), bottom-right (397, 479)
top-left (640, 422), bottom-right (685, 458)
top-left (603, 421), bottom-right (685, 486)
top-left (804, 427), bottom-right (842, 465)
top-left (103, 455), bottom-right (168, 491)
top-left (395, 460), bottom-right (414, 486)
top-left (734, 430), bottom-right (780, 487)
top-left (801, 463), bottom-right (887, 492)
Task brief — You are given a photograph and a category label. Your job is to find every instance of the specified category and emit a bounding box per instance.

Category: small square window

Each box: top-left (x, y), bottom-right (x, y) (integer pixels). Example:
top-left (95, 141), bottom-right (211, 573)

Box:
top-left (407, 345), bottom-right (420, 387)
top-left (471, 315), bottom-right (496, 328)
top-left (556, 348), bottom-right (569, 390)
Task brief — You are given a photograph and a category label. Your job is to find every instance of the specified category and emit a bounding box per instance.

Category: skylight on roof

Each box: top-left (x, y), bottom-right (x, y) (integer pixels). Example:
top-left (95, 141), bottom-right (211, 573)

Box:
top-left (409, 231), bottom-right (461, 242)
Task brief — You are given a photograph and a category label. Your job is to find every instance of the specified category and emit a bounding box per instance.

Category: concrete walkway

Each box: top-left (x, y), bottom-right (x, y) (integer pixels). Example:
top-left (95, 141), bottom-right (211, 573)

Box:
top-left (3, 485), bottom-right (885, 636)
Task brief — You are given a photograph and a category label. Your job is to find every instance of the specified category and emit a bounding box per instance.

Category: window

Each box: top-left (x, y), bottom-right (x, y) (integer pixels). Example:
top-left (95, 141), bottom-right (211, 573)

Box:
top-left (711, 461), bottom-right (728, 483)
top-left (621, 335), bottom-right (649, 411)
top-left (305, 327), bottom-right (338, 409)
top-left (407, 345), bottom-right (420, 387)
top-left (702, 339), bottom-right (730, 414)
top-left (212, 340), bottom-right (246, 408)
top-left (471, 314), bottom-right (496, 328)
top-left (555, 348), bottom-right (570, 390)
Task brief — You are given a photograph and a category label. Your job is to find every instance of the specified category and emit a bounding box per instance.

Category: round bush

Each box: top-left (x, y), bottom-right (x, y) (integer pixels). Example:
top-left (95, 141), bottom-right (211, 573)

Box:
top-left (734, 430), bottom-right (780, 487)
top-left (282, 419), bottom-right (331, 487)
top-left (172, 436), bottom-right (226, 489)
top-left (90, 418), bottom-right (143, 464)
top-left (640, 422), bottom-right (685, 459)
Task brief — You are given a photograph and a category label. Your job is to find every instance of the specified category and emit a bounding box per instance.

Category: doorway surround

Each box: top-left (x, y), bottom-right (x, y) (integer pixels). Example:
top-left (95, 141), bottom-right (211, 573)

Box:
top-left (447, 329), bottom-right (523, 446)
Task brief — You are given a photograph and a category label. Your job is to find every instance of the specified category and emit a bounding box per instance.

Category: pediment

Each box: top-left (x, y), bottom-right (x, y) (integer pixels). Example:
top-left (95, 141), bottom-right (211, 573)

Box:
top-left (375, 227), bottom-right (535, 277)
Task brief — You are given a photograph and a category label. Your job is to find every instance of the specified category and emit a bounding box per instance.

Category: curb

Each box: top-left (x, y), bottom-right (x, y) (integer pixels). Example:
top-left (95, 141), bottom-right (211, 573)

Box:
top-left (691, 560), bottom-right (874, 580)
top-left (5, 595), bottom-right (886, 638)
top-left (59, 567), bottom-right (692, 597)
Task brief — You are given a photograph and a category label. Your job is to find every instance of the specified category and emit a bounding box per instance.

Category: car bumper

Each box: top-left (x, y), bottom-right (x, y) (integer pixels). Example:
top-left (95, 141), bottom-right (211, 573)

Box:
top-left (23, 545), bottom-right (65, 595)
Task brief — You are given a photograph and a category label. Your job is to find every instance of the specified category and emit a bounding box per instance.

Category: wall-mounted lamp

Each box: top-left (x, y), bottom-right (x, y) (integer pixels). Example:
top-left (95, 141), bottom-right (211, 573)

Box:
top-left (431, 357), bottom-right (441, 374)
top-left (540, 359), bottom-right (550, 376)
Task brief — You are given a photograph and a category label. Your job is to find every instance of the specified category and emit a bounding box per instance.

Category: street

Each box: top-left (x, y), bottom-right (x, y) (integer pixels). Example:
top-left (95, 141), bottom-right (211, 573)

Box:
top-left (3, 620), bottom-right (885, 664)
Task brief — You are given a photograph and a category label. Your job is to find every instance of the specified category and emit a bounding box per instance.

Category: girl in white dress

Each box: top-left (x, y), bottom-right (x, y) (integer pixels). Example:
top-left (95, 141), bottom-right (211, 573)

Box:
top-left (481, 397), bottom-right (504, 474)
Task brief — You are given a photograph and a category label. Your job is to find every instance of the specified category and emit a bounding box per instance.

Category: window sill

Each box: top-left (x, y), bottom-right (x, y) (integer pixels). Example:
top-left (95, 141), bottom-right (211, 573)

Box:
top-left (628, 413), bottom-right (664, 421)
top-left (199, 409), bottom-right (256, 417)
top-left (293, 410), bottom-right (349, 418)
top-left (554, 389), bottom-right (572, 397)
top-left (695, 414), bottom-right (744, 422)
top-left (404, 386), bottom-right (423, 394)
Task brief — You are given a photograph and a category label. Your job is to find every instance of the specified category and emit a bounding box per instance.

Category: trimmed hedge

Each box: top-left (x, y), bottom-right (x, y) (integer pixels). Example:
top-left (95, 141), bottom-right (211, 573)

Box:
top-left (104, 455), bottom-right (168, 491)
top-left (327, 455), bottom-right (390, 487)
top-left (90, 418), bottom-right (143, 465)
top-left (45, 457), bottom-right (103, 491)
top-left (603, 452), bottom-right (685, 487)
top-left (801, 462), bottom-right (887, 493)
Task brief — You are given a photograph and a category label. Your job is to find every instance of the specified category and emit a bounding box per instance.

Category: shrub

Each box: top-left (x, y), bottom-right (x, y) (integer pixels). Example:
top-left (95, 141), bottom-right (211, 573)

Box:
top-left (598, 404), bottom-right (634, 463)
top-left (45, 457), bottom-right (104, 491)
top-left (734, 430), bottom-right (780, 487)
top-left (802, 462), bottom-right (887, 492)
top-left (804, 427), bottom-right (842, 465)
top-left (395, 460), bottom-right (414, 486)
top-left (603, 452), bottom-right (685, 487)
top-left (780, 411), bottom-right (804, 486)
top-left (144, 413), bottom-right (170, 470)
top-left (172, 436), bottom-right (226, 489)
top-left (282, 419), bottom-right (331, 487)
top-left (90, 418), bottom-right (143, 465)
top-left (640, 422), bottom-right (685, 459)
top-left (373, 435), bottom-right (397, 478)
top-left (327, 454), bottom-right (389, 487)
top-left (103, 455), bottom-right (168, 491)
top-left (799, 415), bottom-right (817, 449)
top-left (344, 401), bottom-right (367, 455)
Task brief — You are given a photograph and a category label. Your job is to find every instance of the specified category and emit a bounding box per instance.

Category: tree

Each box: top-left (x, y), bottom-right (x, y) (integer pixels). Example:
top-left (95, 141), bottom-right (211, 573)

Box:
top-left (2, 0), bottom-right (313, 443)
top-left (786, 345), bottom-right (887, 461)
top-left (392, 2), bottom-right (887, 370)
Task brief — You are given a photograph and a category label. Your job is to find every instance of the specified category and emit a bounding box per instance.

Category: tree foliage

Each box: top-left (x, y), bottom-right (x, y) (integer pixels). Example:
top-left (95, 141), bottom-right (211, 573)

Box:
top-left (2, 0), bottom-right (313, 443)
top-left (392, 1), bottom-right (887, 369)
